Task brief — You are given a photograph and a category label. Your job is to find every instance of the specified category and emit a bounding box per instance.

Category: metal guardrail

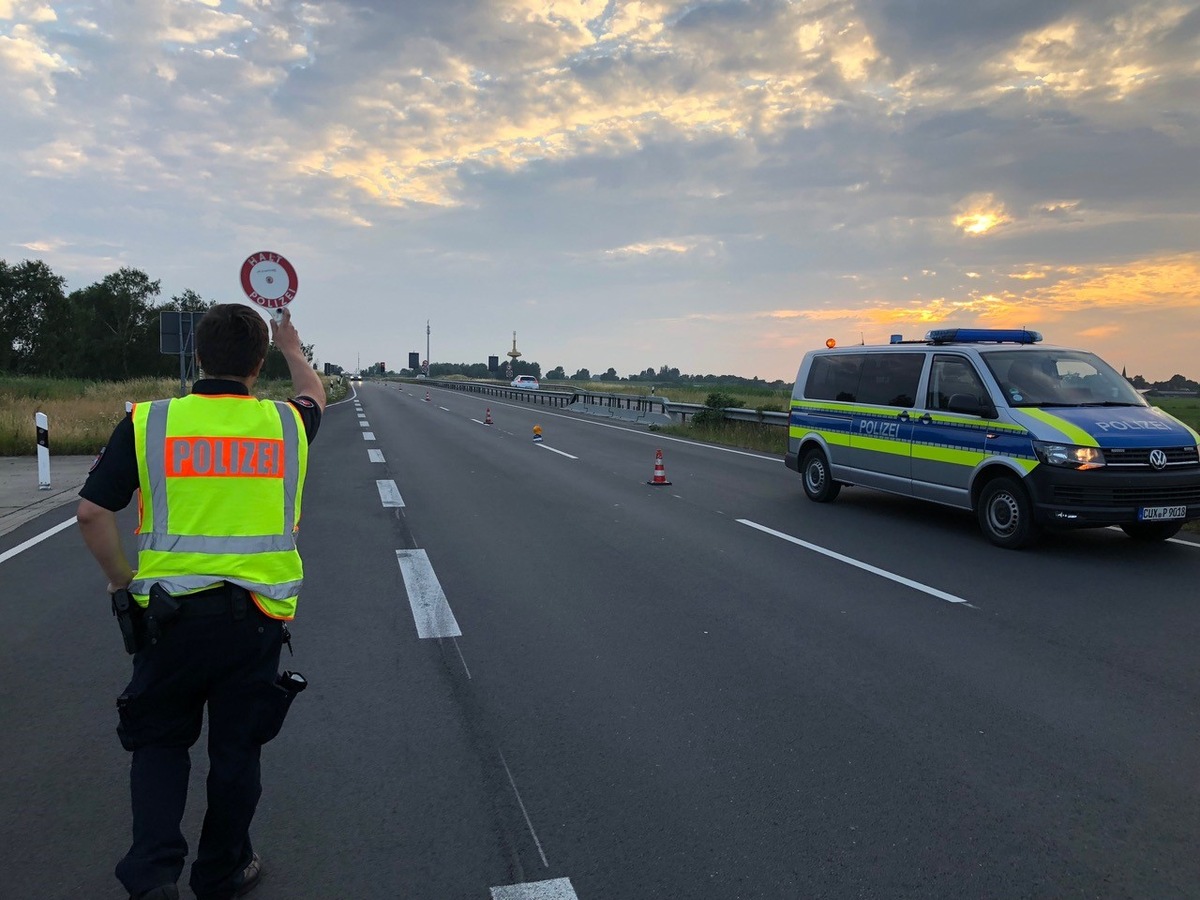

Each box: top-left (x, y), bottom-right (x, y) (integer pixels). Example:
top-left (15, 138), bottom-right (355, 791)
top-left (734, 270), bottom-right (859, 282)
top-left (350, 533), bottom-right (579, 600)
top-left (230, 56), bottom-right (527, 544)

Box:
top-left (390, 378), bottom-right (790, 427)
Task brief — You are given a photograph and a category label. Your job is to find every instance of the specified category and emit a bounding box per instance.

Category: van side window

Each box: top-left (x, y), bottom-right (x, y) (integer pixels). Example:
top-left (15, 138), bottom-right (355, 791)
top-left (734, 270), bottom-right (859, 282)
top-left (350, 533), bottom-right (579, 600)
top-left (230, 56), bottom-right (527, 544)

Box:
top-left (928, 355), bottom-right (988, 411)
top-left (855, 353), bottom-right (924, 408)
top-left (805, 354), bottom-right (863, 402)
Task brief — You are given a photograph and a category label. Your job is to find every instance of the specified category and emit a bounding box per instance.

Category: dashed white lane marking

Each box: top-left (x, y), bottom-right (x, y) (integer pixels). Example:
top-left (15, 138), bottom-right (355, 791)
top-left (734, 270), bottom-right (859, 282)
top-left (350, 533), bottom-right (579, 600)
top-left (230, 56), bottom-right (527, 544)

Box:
top-left (359, 420), bottom-right (370, 427)
top-left (357, 413), bottom-right (366, 419)
top-left (536, 444), bottom-right (578, 459)
top-left (395, 549), bottom-right (462, 638)
top-left (376, 480), bottom-right (404, 508)
top-left (439, 406), bottom-right (450, 411)
top-left (490, 879), bottom-right (578, 900)
top-left (737, 519), bottom-right (970, 605)
top-left (483, 398), bottom-right (778, 461)
top-left (0, 516), bottom-right (77, 566)
top-left (362, 432), bottom-right (375, 441)
top-left (368, 449), bottom-right (385, 463)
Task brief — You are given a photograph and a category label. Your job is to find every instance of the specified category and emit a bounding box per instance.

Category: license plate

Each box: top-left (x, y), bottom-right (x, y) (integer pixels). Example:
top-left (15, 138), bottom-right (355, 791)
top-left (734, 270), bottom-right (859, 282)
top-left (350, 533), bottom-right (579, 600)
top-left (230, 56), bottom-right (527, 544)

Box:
top-left (1139, 505), bottom-right (1186, 521)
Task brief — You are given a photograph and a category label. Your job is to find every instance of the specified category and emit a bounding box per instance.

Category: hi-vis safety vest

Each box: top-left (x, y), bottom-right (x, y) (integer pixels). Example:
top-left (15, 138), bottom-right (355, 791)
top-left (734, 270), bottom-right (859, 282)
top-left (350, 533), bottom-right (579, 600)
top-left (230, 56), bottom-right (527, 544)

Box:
top-left (127, 393), bottom-right (308, 620)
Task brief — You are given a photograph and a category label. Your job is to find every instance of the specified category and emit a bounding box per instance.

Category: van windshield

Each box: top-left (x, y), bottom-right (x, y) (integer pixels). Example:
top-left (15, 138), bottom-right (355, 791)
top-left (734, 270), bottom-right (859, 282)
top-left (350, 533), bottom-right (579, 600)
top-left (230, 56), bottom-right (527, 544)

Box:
top-left (983, 350), bottom-right (1149, 408)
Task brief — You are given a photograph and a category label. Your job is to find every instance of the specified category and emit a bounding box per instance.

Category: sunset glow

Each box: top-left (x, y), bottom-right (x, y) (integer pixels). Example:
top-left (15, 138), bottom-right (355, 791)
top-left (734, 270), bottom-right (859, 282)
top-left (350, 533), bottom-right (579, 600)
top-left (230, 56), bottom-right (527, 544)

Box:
top-left (0, 1), bottom-right (1196, 381)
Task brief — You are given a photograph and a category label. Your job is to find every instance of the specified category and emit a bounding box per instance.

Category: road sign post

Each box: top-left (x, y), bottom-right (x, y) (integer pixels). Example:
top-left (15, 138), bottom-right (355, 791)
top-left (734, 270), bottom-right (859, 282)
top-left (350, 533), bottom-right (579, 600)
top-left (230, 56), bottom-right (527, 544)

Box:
top-left (159, 311), bottom-right (200, 395)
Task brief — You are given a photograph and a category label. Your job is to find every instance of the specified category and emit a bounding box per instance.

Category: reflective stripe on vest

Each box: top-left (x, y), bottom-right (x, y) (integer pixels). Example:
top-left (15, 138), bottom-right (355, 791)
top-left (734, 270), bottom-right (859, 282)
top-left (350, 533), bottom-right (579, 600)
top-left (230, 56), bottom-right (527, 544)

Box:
top-left (128, 397), bottom-right (306, 614)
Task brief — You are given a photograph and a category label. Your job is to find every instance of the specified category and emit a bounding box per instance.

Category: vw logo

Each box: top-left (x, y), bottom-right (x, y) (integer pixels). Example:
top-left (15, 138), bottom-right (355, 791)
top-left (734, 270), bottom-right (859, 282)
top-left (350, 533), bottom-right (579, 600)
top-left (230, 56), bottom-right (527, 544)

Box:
top-left (1149, 449), bottom-right (1168, 470)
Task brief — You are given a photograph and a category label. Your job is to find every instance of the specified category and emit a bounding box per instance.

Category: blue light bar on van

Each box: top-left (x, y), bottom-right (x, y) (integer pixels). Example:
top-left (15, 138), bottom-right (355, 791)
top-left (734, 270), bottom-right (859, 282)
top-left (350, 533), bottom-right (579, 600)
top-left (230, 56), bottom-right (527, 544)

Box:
top-left (925, 328), bottom-right (1043, 344)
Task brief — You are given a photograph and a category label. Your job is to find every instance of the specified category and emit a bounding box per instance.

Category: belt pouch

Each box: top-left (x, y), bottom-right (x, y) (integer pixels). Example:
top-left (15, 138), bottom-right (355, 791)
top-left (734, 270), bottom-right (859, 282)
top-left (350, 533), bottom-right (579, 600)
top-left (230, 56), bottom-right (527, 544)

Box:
top-left (252, 671), bottom-right (308, 745)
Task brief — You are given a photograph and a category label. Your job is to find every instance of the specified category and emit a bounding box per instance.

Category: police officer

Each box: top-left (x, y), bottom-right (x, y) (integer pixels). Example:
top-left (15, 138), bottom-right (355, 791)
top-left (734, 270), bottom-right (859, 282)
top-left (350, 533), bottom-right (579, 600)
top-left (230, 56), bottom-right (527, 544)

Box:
top-left (77, 304), bottom-right (325, 900)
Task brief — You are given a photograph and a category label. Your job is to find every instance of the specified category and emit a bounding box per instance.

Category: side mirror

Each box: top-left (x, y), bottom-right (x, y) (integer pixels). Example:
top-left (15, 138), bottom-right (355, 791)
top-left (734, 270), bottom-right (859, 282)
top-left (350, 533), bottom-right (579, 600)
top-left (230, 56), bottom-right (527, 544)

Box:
top-left (947, 393), bottom-right (998, 419)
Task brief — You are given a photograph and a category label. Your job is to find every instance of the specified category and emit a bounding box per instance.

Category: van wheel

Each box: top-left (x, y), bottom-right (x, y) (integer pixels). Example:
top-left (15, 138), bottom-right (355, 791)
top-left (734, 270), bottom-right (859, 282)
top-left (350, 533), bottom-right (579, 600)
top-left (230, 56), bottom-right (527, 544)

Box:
top-left (977, 476), bottom-right (1039, 549)
top-left (1120, 521), bottom-right (1183, 541)
top-left (801, 447), bottom-right (840, 502)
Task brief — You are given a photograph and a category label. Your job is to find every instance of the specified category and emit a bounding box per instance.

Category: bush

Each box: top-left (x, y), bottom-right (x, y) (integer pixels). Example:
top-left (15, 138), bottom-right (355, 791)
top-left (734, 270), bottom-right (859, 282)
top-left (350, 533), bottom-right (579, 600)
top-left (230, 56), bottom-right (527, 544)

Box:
top-left (692, 392), bottom-right (744, 427)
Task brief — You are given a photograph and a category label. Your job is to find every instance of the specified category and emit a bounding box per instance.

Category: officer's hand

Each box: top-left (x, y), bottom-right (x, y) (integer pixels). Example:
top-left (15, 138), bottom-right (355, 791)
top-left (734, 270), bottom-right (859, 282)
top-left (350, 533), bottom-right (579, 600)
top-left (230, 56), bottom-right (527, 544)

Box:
top-left (270, 307), bottom-right (303, 357)
top-left (107, 572), bottom-right (134, 594)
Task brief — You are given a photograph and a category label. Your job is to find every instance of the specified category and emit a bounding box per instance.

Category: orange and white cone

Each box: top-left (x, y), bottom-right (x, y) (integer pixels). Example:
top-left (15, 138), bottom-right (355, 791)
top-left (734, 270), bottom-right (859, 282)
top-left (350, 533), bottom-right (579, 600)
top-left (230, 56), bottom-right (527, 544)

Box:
top-left (647, 448), bottom-right (671, 486)
top-left (424, 390), bottom-right (431, 402)
top-left (484, 407), bottom-right (493, 425)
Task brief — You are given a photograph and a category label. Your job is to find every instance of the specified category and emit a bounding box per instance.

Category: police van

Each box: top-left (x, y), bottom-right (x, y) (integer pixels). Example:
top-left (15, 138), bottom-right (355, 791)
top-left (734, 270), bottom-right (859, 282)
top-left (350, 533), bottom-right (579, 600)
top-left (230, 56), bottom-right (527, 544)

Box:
top-left (785, 328), bottom-right (1200, 548)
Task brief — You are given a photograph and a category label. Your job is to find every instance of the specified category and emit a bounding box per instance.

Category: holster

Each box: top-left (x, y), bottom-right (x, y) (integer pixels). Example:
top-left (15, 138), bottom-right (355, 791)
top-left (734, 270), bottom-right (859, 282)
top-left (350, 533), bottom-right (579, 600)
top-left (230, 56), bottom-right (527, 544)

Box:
top-left (144, 582), bottom-right (182, 646)
top-left (252, 671), bottom-right (308, 745)
top-left (111, 589), bottom-right (143, 655)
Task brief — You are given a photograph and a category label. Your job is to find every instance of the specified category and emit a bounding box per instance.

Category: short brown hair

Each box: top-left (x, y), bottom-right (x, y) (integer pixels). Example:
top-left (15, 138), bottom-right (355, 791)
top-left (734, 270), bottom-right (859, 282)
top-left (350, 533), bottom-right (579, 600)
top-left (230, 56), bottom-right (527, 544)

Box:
top-left (196, 304), bottom-right (269, 378)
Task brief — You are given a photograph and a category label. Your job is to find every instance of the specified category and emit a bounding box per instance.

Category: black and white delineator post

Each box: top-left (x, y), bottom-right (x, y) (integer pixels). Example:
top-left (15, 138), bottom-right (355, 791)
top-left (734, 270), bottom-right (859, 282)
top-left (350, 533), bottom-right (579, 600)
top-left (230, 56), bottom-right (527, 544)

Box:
top-left (35, 412), bottom-right (50, 490)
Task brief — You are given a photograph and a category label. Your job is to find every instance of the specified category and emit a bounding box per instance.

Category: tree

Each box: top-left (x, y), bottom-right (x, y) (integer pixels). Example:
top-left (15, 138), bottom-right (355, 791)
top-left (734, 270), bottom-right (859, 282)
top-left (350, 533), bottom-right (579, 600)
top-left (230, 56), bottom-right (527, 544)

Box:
top-left (545, 366), bottom-right (566, 380)
top-left (71, 268), bottom-right (161, 378)
top-left (599, 367), bottom-right (619, 381)
top-left (165, 289), bottom-right (213, 312)
top-left (570, 367), bottom-right (591, 381)
top-left (260, 341), bottom-right (315, 380)
top-left (0, 259), bottom-right (66, 374)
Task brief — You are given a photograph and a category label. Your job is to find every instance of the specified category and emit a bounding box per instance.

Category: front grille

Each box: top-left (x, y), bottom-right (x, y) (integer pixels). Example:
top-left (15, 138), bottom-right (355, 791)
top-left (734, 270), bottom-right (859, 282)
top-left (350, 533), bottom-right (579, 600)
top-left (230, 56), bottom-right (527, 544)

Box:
top-left (1051, 484), bottom-right (1200, 507)
top-left (1104, 446), bottom-right (1199, 468)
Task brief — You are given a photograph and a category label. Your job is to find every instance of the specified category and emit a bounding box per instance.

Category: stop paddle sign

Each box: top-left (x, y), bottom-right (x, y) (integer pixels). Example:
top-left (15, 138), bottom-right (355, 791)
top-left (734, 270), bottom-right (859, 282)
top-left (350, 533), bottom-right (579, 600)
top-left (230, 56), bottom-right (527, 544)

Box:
top-left (240, 252), bottom-right (298, 322)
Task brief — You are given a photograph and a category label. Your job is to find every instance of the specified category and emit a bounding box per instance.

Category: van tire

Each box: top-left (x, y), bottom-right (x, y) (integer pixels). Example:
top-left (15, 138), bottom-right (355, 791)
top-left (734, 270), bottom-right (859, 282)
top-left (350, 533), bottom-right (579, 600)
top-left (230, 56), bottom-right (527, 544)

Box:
top-left (800, 447), bottom-right (840, 502)
top-left (977, 476), bottom-right (1038, 549)
top-left (1120, 521), bottom-right (1183, 541)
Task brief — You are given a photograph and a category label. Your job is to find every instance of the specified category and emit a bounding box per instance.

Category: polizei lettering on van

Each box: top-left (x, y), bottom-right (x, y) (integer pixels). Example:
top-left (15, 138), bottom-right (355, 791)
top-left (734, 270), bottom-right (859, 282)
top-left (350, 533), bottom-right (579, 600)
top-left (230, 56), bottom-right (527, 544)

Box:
top-left (1095, 419), bottom-right (1172, 432)
top-left (858, 419), bottom-right (901, 438)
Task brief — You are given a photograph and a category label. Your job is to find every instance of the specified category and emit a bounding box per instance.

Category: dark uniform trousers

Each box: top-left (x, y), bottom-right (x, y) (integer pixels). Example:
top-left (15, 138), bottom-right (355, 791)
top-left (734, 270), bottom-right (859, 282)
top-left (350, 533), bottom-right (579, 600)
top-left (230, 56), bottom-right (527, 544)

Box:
top-left (115, 584), bottom-right (283, 900)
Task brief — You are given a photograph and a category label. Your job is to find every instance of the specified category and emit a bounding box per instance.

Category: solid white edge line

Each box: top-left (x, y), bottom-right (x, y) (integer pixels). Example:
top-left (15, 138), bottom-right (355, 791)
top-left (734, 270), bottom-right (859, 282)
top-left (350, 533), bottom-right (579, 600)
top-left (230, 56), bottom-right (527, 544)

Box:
top-left (536, 444), bottom-right (578, 459)
top-left (737, 518), bottom-right (970, 605)
top-left (490, 878), bottom-right (578, 900)
top-left (0, 516), bottom-right (78, 566)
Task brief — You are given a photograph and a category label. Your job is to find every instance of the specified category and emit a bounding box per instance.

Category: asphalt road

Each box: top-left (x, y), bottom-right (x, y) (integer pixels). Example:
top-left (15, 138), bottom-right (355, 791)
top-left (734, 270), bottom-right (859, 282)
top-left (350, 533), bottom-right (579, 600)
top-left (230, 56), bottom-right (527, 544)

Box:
top-left (2, 381), bottom-right (1199, 899)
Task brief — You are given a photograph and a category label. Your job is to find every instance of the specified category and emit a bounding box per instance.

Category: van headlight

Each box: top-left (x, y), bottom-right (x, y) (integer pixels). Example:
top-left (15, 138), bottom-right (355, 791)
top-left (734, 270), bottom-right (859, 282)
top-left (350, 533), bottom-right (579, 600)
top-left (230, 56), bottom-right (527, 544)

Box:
top-left (1033, 441), bottom-right (1106, 470)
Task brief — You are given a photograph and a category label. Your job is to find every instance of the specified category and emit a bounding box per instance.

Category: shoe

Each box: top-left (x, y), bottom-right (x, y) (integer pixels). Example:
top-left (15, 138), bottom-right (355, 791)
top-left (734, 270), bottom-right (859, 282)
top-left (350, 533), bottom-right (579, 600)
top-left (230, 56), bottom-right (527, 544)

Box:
top-left (235, 852), bottom-right (262, 897)
top-left (131, 887), bottom-right (179, 900)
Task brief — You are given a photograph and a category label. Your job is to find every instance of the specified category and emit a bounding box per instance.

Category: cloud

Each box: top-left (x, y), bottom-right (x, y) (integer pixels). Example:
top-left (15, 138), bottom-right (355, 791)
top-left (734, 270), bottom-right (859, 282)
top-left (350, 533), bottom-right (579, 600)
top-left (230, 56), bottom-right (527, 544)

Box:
top-left (1, 0), bottom-right (1198, 382)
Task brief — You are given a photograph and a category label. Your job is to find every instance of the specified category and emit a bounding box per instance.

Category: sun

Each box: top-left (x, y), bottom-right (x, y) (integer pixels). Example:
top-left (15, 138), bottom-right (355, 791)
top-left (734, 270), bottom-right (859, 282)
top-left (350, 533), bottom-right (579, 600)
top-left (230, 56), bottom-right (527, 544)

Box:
top-left (953, 194), bottom-right (1011, 236)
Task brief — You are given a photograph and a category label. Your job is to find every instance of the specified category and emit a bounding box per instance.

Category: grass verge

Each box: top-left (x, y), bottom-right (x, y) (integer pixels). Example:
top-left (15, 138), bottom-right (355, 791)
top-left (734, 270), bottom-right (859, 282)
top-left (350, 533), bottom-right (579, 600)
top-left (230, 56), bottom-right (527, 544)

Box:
top-left (0, 375), bottom-right (346, 456)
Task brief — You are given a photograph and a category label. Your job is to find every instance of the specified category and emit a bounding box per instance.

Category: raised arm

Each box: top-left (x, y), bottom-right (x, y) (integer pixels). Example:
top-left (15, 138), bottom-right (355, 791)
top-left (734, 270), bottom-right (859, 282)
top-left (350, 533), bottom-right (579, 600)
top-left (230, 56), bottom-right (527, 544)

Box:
top-left (270, 308), bottom-right (326, 411)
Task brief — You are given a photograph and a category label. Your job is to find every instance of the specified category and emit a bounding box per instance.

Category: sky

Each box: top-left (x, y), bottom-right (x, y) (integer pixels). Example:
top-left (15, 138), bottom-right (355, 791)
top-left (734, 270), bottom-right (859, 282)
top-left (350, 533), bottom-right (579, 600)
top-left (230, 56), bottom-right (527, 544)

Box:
top-left (1, 0), bottom-right (1198, 383)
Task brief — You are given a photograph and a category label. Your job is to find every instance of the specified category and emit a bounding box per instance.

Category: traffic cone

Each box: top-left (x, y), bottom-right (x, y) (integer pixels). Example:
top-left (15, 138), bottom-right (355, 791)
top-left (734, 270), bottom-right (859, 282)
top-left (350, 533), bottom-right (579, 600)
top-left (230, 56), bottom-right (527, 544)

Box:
top-left (484, 408), bottom-right (493, 425)
top-left (532, 424), bottom-right (542, 442)
top-left (647, 448), bottom-right (671, 485)
top-left (424, 390), bottom-right (431, 402)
